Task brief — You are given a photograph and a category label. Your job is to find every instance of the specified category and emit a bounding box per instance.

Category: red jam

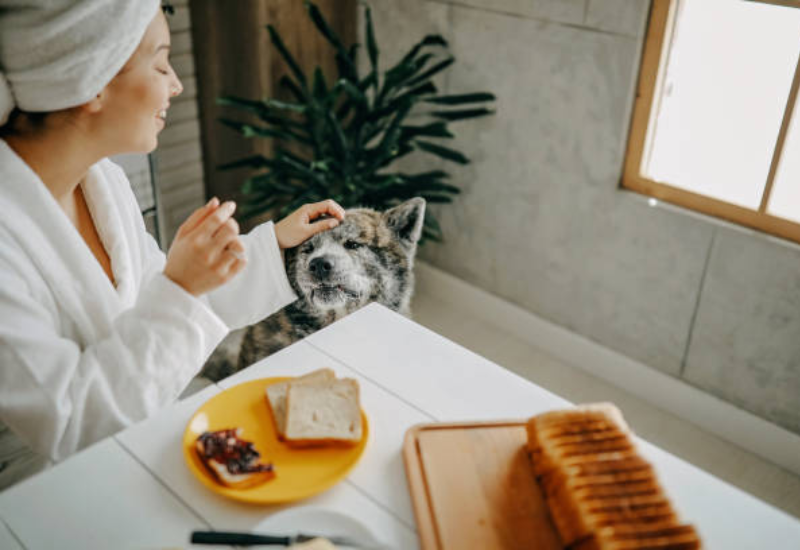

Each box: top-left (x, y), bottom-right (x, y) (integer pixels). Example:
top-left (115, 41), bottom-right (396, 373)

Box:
top-left (196, 428), bottom-right (274, 475)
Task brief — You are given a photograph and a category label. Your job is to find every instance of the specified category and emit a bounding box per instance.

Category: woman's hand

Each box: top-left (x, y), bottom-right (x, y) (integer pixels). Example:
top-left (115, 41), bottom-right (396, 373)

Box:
top-left (275, 199), bottom-right (346, 249)
top-left (163, 198), bottom-right (247, 296)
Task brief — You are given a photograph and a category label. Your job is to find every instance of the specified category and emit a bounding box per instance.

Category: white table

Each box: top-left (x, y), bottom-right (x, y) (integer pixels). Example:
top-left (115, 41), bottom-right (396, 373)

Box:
top-left (1, 303), bottom-right (799, 549)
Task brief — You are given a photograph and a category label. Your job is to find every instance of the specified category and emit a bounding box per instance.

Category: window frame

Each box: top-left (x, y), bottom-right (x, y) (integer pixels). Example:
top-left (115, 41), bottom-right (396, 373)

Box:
top-left (622, 0), bottom-right (800, 244)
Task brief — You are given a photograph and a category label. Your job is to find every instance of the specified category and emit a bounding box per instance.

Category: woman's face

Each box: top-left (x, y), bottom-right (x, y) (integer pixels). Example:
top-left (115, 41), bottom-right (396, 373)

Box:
top-left (98, 11), bottom-right (183, 154)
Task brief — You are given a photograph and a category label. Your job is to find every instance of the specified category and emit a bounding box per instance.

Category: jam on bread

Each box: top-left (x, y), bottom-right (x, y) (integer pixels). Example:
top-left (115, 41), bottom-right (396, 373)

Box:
top-left (195, 428), bottom-right (275, 489)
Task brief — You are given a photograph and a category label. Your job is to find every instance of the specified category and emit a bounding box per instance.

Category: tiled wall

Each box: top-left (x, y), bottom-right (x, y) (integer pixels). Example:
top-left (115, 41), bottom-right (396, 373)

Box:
top-left (364, 0), bottom-right (800, 435)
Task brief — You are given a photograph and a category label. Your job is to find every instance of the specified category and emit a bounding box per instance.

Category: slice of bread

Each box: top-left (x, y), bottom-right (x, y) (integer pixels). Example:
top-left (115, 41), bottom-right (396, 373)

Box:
top-left (284, 378), bottom-right (362, 446)
top-left (266, 368), bottom-right (336, 438)
top-left (196, 445), bottom-right (275, 489)
top-left (289, 538), bottom-right (339, 550)
top-left (573, 523), bottom-right (702, 550)
top-left (195, 428), bottom-right (275, 489)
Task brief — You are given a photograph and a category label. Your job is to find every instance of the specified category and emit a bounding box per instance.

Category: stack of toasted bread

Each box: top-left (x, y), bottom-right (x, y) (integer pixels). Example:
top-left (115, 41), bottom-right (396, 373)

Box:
top-left (527, 403), bottom-right (701, 550)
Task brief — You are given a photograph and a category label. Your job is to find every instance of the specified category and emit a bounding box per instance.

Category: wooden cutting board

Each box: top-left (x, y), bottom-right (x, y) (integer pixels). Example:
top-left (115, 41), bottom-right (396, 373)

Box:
top-left (402, 421), bottom-right (563, 549)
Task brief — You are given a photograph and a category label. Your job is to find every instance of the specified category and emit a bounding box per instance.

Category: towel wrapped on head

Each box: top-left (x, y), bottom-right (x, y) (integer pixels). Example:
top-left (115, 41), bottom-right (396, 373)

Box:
top-left (0, 0), bottom-right (161, 126)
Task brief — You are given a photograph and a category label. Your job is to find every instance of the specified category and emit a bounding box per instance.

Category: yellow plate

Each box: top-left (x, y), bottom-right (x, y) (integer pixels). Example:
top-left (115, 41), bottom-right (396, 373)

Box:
top-left (183, 376), bottom-right (369, 504)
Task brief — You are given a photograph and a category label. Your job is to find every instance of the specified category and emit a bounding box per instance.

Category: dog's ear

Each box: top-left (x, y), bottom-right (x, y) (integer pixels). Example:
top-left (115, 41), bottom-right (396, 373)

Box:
top-left (384, 197), bottom-right (426, 247)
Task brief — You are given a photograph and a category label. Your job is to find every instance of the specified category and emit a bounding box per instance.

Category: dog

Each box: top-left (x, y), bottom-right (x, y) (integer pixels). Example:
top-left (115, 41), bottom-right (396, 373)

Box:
top-left (200, 197), bottom-right (426, 382)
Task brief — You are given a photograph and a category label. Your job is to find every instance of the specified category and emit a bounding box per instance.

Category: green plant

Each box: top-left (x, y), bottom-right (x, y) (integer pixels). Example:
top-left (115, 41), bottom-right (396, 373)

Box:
top-left (218, 1), bottom-right (495, 242)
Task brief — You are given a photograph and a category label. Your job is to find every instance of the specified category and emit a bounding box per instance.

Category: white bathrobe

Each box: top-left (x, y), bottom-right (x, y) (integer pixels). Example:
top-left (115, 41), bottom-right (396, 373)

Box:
top-left (0, 139), bottom-right (297, 470)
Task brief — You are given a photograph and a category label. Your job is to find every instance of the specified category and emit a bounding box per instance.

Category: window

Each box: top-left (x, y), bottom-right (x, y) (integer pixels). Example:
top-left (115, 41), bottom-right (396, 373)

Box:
top-left (623, 0), bottom-right (800, 243)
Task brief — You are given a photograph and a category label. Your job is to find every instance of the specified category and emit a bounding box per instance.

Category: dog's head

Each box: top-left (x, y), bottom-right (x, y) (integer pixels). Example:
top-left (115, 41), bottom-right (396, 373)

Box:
top-left (285, 197), bottom-right (426, 317)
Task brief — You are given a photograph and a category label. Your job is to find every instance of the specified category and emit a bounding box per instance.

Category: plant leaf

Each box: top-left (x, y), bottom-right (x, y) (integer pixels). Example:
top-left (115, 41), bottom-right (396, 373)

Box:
top-left (339, 79), bottom-right (369, 108)
top-left (216, 95), bottom-right (265, 115)
top-left (402, 170), bottom-right (451, 181)
top-left (279, 75), bottom-right (307, 102)
top-left (400, 122), bottom-right (453, 139)
top-left (217, 95), bottom-right (305, 128)
top-left (398, 34), bottom-right (448, 67)
top-left (415, 140), bottom-right (470, 164)
top-left (264, 98), bottom-right (307, 113)
top-left (424, 92), bottom-right (496, 105)
top-left (312, 67), bottom-right (329, 100)
top-left (306, 2), bottom-right (358, 79)
top-left (405, 57), bottom-right (455, 88)
top-left (378, 53), bottom-right (434, 105)
top-left (219, 119), bottom-right (311, 145)
top-left (217, 155), bottom-right (271, 171)
top-left (365, 6), bottom-right (379, 77)
top-left (359, 71), bottom-right (378, 91)
top-left (267, 25), bottom-right (308, 92)
top-left (431, 107), bottom-right (495, 121)
top-left (374, 98), bottom-right (414, 165)
top-left (383, 81), bottom-right (437, 111)
top-left (325, 110), bottom-right (350, 171)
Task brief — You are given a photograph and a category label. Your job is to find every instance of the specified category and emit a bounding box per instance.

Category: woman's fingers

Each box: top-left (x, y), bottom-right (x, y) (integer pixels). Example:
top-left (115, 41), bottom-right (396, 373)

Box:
top-left (211, 217), bottom-right (239, 244)
top-left (164, 200), bottom-right (248, 296)
top-left (177, 197), bottom-right (219, 237)
top-left (213, 250), bottom-right (243, 276)
top-left (224, 238), bottom-right (246, 261)
top-left (199, 200), bottom-right (237, 240)
top-left (306, 199), bottom-right (346, 222)
top-left (274, 198), bottom-right (345, 250)
top-left (209, 218), bottom-right (241, 264)
top-left (307, 216), bottom-right (341, 237)
top-left (213, 238), bottom-right (247, 276)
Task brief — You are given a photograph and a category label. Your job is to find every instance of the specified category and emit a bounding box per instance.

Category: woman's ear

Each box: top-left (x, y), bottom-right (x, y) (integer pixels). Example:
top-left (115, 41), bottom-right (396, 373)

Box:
top-left (82, 90), bottom-right (106, 114)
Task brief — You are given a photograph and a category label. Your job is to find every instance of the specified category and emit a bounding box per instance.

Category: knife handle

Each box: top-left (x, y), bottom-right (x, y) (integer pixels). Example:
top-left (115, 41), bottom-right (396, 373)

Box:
top-left (190, 531), bottom-right (292, 546)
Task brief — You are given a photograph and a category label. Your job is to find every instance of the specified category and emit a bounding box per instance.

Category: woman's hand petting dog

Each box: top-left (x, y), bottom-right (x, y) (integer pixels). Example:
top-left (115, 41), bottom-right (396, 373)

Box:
top-left (164, 197), bottom-right (247, 296)
top-left (275, 199), bottom-right (346, 250)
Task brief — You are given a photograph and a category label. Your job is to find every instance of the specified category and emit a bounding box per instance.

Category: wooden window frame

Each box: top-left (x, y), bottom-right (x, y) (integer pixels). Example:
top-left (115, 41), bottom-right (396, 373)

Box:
top-left (622, 0), bottom-right (800, 244)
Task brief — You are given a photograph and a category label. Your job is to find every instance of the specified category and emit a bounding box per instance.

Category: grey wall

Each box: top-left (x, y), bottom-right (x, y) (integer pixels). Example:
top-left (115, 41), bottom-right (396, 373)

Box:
top-left (364, 0), bottom-right (800, 436)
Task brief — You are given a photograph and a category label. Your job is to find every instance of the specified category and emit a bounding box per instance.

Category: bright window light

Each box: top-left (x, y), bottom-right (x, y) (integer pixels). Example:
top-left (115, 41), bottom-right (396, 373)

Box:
top-left (642, 0), bottom-right (800, 212)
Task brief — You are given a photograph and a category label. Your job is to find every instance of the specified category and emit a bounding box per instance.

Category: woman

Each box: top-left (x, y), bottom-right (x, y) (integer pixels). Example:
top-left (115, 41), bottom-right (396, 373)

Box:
top-left (0, 0), bottom-right (344, 489)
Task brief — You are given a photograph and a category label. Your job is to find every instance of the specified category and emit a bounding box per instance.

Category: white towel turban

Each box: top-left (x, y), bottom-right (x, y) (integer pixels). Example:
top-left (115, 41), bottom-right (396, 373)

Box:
top-left (0, 0), bottom-right (161, 126)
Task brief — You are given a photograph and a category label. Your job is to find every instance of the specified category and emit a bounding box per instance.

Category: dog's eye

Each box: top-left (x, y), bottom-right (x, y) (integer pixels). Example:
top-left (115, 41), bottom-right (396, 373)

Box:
top-left (302, 242), bottom-right (315, 254)
top-left (344, 240), bottom-right (363, 250)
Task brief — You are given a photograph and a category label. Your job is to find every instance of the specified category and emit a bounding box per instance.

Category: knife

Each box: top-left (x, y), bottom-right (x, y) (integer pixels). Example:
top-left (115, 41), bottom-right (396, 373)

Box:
top-left (190, 530), bottom-right (389, 549)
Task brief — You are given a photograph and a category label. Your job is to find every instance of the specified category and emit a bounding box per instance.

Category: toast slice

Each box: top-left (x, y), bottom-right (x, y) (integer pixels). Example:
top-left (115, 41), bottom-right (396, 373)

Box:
top-left (195, 428), bottom-right (275, 489)
top-left (574, 522), bottom-right (702, 550)
top-left (198, 450), bottom-right (276, 489)
top-left (265, 368), bottom-right (336, 438)
top-left (284, 378), bottom-right (362, 445)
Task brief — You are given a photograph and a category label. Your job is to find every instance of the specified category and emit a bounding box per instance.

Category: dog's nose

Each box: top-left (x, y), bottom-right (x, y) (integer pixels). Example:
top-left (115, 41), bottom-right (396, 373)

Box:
top-left (309, 256), bottom-right (334, 279)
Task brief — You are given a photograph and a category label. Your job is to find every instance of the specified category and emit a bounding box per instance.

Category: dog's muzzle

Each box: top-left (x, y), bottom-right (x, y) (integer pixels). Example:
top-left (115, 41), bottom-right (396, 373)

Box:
top-left (309, 256), bottom-right (334, 282)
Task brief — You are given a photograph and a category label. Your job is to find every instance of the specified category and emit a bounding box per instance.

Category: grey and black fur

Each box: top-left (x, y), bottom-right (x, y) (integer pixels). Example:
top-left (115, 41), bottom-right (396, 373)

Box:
top-left (201, 197), bottom-right (426, 382)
